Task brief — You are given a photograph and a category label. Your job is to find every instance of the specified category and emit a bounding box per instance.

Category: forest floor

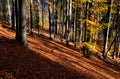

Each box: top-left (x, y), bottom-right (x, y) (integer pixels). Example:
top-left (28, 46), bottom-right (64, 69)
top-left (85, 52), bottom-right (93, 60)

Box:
top-left (0, 24), bottom-right (120, 79)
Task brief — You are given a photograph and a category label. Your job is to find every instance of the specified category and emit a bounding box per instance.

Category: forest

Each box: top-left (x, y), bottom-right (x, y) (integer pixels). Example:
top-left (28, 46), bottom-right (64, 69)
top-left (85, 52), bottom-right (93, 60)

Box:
top-left (0, 0), bottom-right (120, 79)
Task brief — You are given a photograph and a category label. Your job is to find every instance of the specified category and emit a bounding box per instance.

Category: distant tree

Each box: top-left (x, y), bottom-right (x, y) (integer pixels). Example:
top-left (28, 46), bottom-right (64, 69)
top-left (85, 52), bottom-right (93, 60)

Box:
top-left (49, 0), bottom-right (56, 40)
top-left (66, 0), bottom-right (72, 46)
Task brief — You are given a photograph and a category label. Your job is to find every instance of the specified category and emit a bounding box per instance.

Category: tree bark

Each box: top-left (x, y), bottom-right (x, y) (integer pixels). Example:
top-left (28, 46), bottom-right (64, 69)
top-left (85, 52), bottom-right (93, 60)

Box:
top-left (15, 0), bottom-right (20, 41)
top-left (30, 1), bottom-right (33, 35)
top-left (11, 0), bottom-right (15, 30)
top-left (103, 0), bottom-right (113, 58)
top-left (7, 0), bottom-right (12, 26)
top-left (66, 0), bottom-right (72, 46)
top-left (18, 0), bottom-right (27, 44)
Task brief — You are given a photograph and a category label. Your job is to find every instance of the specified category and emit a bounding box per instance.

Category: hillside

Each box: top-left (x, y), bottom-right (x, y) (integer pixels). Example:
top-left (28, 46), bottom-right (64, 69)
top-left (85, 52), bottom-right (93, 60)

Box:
top-left (0, 25), bottom-right (120, 79)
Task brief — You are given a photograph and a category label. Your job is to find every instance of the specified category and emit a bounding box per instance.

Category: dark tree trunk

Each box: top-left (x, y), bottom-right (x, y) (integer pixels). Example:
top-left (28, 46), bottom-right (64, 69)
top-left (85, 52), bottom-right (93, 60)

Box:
top-left (103, 0), bottom-right (113, 58)
top-left (38, 15), bottom-right (40, 37)
top-left (42, 6), bottom-right (44, 29)
top-left (48, 5), bottom-right (51, 35)
top-left (83, 2), bottom-right (89, 56)
top-left (30, 1), bottom-right (33, 35)
top-left (75, 0), bottom-right (79, 47)
top-left (54, 1), bottom-right (57, 34)
top-left (66, 0), bottom-right (72, 46)
top-left (11, 0), bottom-right (15, 30)
top-left (60, 0), bottom-right (64, 41)
top-left (78, 2), bottom-right (83, 43)
top-left (18, 0), bottom-right (27, 44)
top-left (49, 0), bottom-right (56, 40)
top-left (2, 0), bottom-right (7, 22)
top-left (15, 0), bottom-right (20, 41)
top-left (84, 2), bottom-right (89, 42)
top-left (15, 0), bottom-right (27, 45)
top-left (117, 2), bottom-right (120, 57)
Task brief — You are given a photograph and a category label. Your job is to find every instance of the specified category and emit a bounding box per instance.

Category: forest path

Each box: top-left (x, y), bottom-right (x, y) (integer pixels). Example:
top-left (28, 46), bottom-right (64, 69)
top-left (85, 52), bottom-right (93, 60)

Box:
top-left (0, 25), bottom-right (120, 79)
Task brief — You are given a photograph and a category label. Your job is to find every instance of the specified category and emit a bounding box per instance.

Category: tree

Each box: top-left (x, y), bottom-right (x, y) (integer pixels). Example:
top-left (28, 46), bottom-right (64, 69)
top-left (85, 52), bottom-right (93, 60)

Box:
top-left (15, 0), bottom-right (27, 45)
top-left (7, 0), bottom-right (12, 26)
top-left (66, 0), bottom-right (72, 46)
top-left (15, 0), bottom-right (19, 41)
top-left (2, 0), bottom-right (7, 22)
top-left (30, 0), bottom-right (34, 35)
top-left (48, 0), bottom-right (56, 40)
top-left (103, 0), bottom-right (113, 58)
top-left (11, 0), bottom-right (15, 30)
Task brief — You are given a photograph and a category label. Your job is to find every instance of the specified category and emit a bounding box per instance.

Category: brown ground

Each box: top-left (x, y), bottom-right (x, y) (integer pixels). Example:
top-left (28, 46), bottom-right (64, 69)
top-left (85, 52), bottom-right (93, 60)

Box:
top-left (0, 24), bottom-right (120, 79)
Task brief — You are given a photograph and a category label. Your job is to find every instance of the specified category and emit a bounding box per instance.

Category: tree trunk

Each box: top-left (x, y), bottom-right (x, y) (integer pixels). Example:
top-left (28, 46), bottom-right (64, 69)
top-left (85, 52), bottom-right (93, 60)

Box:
top-left (78, 1), bottom-right (83, 43)
top-left (42, 5), bottom-right (44, 29)
top-left (66, 0), bottom-right (72, 46)
top-left (116, 2), bottom-right (120, 58)
top-left (75, 0), bottom-right (79, 47)
top-left (37, 1), bottom-right (40, 37)
top-left (84, 2), bottom-right (89, 42)
top-left (83, 1), bottom-right (89, 56)
top-left (11, 0), bottom-right (15, 30)
top-left (60, 0), bottom-right (64, 41)
top-left (7, 0), bottom-right (12, 26)
top-left (50, 0), bottom-right (56, 40)
top-left (30, 1), bottom-right (33, 35)
top-left (103, 0), bottom-right (113, 58)
top-left (15, 0), bottom-right (20, 41)
top-left (18, 0), bottom-right (27, 44)
top-left (2, 0), bottom-right (7, 22)
top-left (49, 0), bottom-right (55, 40)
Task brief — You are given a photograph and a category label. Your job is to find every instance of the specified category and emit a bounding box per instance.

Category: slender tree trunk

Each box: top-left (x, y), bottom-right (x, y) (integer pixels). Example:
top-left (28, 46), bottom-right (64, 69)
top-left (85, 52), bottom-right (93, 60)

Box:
top-left (103, 0), bottom-right (113, 58)
top-left (11, 0), bottom-right (15, 30)
top-left (15, 0), bottom-right (20, 41)
top-left (2, 0), bottom-right (7, 22)
top-left (73, 8), bottom-right (76, 42)
top-left (51, 0), bottom-right (56, 40)
top-left (0, 1), bottom-right (2, 21)
top-left (49, 0), bottom-right (55, 40)
top-left (116, 2), bottom-right (120, 58)
top-left (118, 41), bottom-right (120, 58)
top-left (83, 1), bottom-right (89, 56)
top-left (113, 38), bottom-right (117, 59)
top-left (84, 2), bottom-right (89, 42)
top-left (66, 0), bottom-right (72, 46)
top-left (60, 0), bottom-right (64, 41)
top-left (42, 5), bottom-right (44, 29)
top-left (48, 1), bottom-right (51, 38)
top-left (30, 1), bottom-right (33, 35)
top-left (7, 0), bottom-right (12, 26)
top-left (75, 0), bottom-right (79, 47)
top-left (38, 1), bottom-right (40, 37)
top-left (78, 1), bottom-right (83, 43)
top-left (55, 5), bottom-right (57, 34)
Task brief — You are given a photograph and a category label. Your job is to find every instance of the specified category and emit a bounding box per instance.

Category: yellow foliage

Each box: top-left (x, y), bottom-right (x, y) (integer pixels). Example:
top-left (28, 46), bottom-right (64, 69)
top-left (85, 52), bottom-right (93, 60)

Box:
top-left (90, 5), bottom-right (108, 13)
top-left (81, 0), bottom-right (91, 3)
top-left (86, 19), bottom-right (98, 26)
top-left (81, 42), bottom-right (101, 53)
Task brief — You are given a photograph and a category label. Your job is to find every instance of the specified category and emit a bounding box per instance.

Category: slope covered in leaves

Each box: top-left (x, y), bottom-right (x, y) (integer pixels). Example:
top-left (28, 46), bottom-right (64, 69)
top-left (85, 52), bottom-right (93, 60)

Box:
top-left (0, 25), bottom-right (120, 79)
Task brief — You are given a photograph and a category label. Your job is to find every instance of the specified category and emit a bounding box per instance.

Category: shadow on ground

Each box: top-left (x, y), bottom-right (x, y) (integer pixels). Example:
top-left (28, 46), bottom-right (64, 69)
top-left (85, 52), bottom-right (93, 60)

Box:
top-left (0, 36), bottom-right (95, 79)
